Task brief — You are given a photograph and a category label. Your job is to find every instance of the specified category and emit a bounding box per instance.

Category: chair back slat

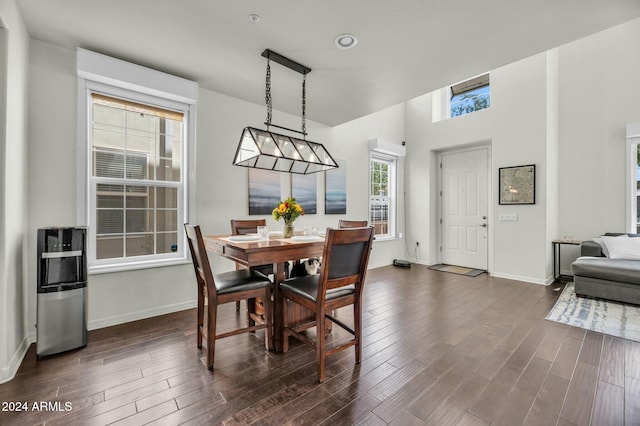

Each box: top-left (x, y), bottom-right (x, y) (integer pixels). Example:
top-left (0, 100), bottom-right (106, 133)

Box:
top-left (184, 224), bottom-right (216, 303)
top-left (317, 227), bottom-right (374, 304)
top-left (338, 220), bottom-right (368, 228)
top-left (231, 219), bottom-right (266, 235)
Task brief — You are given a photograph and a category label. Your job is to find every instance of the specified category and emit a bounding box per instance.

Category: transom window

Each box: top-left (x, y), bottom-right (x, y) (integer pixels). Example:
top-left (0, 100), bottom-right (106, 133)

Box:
top-left (450, 73), bottom-right (490, 118)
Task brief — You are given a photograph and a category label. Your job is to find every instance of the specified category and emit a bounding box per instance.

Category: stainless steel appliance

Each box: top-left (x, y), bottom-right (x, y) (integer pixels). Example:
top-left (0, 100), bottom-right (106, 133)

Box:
top-left (36, 227), bottom-right (87, 357)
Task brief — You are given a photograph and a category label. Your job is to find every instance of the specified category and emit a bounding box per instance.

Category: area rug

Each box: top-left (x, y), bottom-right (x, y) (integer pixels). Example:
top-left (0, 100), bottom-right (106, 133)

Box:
top-left (546, 282), bottom-right (640, 343)
top-left (428, 264), bottom-right (485, 277)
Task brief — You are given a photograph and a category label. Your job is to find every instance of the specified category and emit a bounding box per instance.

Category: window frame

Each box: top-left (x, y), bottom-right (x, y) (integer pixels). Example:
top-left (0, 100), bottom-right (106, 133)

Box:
top-left (369, 152), bottom-right (397, 241)
top-left (627, 123), bottom-right (640, 234)
top-left (77, 50), bottom-right (197, 274)
top-left (433, 73), bottom-right (491, 122)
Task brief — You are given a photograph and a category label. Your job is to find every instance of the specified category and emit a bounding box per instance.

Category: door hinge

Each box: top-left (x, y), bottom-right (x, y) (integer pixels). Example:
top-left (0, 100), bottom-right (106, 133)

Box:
top-left (439, 246), bottom-right (442, 251)
top-left (440, 163), bottom-right (442, 168)
top-left (439, 218), bottom-right (442, 224)
top-left (439, 190), bottom-right (442, 196)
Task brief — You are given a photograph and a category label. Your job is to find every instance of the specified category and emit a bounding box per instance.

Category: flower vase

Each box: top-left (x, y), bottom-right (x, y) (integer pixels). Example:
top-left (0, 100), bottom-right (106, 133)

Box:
top-left (284, 222), bottom-right (294, 239)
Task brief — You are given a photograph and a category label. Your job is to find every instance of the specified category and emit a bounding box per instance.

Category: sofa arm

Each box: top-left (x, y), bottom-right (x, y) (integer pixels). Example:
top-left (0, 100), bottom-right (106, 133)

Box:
top-left (581, 240), bottom-right (603, 257)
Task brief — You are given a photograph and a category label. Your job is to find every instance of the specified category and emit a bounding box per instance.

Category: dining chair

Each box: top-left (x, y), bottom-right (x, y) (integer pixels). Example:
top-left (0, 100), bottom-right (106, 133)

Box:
top-left (184, 224), bottom-right (273, 369)
top-left (278, 226), bottom-right (374, 382)
top-left (338, 219), bottom-right (368, 228)
top-left (230, 219), bottom-right (280, 313)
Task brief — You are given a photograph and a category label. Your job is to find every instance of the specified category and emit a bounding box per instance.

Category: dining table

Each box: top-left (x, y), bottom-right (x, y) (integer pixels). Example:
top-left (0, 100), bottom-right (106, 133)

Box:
top-left (204, 232), bottom-right (325, 352)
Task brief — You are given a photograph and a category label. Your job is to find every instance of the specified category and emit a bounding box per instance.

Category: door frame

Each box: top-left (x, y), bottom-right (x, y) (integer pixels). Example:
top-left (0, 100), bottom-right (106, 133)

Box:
top-left (436, 143), bottom-right (492, 271)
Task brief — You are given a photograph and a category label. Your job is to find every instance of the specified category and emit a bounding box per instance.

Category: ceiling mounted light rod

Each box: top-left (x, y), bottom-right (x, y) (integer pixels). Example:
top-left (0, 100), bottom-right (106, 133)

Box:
top-left (261, 49), bottom-right (311, 75)
top-left (232, 49), bottom-right (338, 175)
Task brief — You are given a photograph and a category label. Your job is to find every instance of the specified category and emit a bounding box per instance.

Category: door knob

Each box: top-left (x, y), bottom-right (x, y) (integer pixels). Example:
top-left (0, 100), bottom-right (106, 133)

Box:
top-left (481, 223), bottom-right (487, 228)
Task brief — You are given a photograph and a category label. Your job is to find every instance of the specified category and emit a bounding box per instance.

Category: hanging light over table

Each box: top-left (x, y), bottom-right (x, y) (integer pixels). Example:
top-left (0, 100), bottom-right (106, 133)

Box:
top-left (233, 49), bottom-right (338, 174)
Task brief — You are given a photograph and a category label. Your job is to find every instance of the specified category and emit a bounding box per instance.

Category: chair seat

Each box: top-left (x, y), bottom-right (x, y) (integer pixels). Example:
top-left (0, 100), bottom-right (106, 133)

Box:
top-left (215, 269), bottom-right (271, 295)
top-left (281, 275), bottom-right (355, 302)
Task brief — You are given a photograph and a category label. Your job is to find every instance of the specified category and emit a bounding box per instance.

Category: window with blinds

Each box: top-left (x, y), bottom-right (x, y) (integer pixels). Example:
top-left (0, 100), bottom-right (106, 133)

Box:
top-left (90, 93), bottom-right (185, 262)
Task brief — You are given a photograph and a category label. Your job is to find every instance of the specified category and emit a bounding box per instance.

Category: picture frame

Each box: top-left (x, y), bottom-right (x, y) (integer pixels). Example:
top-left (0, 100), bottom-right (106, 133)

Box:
top-left (498, 164), bottom-right (535, 205)
top-left (248, 168), bottom-right (281, 215)
top-left (325, 159), bottom-right (347, 214)
top-left (292, 173), bottom-right (317, 214)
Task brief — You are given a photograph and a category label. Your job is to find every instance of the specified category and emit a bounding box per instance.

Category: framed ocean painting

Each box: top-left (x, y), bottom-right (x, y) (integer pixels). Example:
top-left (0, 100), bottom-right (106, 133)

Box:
top-left (248, 168), bottom-right (281, 215)
top-left (325, 159), bottom-right (346, 214)
top-left (292, 173), bottom-right (317, 214)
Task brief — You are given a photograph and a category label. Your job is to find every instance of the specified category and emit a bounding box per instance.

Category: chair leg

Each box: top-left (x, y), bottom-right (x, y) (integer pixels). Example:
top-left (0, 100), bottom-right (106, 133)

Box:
top-left (281, 297), bottom-right (289, 353)
top-left (197, 290), bottom-right (205, 348)
top-left (247, 298), bottom-right (256, 328)
top-left (354, 301), bottom-right (362, 364)
top-left (206, 302), bottom-right (217, 369)
top-left (264, 288), bottom-right (273, 351)
top-left (317, 308), bottom-right (326, 383)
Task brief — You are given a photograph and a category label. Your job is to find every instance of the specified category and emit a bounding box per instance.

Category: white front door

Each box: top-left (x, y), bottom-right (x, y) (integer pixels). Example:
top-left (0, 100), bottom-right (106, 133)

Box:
top-left (440, 148), bottom-right (489, 270)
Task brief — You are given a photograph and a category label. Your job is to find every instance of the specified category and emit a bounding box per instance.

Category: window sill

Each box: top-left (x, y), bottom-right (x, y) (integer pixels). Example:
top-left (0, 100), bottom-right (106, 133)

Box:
top-left (374, 235), bottom-right (399, 243)
top-left (89, 257), bottom-right (190, 275)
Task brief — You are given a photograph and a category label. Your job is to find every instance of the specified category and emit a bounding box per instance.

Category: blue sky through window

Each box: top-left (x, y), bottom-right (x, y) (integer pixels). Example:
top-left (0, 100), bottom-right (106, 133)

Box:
top-left (451, 85), bottom-right (490, 117)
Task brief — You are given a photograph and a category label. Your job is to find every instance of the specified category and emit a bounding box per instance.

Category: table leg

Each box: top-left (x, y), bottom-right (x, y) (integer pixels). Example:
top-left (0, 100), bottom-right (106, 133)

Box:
top-left (553, 243), bottom-right (558, 281)
top-left (272, 261), bottom-right (286, 353)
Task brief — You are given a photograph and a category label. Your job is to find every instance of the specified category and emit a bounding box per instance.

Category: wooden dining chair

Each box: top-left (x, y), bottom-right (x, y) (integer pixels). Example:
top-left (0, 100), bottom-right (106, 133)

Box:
top-left (184, 224), bottom-right (273, 369)
top-left (278, 226), bottom-right (374, 382)
top-left (338, 219), bottom-right (368, 228)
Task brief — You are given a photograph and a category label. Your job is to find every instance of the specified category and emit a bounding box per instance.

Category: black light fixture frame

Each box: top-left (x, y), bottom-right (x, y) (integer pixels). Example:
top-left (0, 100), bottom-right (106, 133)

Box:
top-left (232, 49), bottom-right (338, 174)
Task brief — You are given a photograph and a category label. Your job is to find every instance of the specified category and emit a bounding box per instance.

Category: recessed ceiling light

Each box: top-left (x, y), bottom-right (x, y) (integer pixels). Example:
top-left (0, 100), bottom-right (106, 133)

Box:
top-left (249, 14), bottom-right (260, 23)
top-left (335, 34), bottom-right (357, 49)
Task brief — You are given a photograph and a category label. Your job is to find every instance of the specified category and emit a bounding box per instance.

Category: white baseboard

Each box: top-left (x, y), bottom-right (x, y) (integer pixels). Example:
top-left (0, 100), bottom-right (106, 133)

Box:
top-left (88, 299), bottom-right (197, 331)
top-left (490, 271), bottom-right (549, 286)
top-left (0, 334), bottom-right (32, 384)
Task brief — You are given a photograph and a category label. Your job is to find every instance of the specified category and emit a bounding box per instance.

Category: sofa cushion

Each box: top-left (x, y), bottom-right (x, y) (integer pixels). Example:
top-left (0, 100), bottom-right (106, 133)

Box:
top-left (572, 257), bottom-right (640, 285)
top-left (601, 235), bottom-right (640, 260)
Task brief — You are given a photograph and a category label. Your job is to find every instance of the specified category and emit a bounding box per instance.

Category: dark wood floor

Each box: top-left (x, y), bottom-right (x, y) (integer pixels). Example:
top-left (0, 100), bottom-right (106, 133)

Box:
top-left (1, 265), bottom-right (639, 425)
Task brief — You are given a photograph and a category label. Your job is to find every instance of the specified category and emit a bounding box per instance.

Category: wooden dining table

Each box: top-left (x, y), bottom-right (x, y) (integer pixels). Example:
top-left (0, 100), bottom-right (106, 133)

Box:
top-left (204, 233), bottom-right (325, 352)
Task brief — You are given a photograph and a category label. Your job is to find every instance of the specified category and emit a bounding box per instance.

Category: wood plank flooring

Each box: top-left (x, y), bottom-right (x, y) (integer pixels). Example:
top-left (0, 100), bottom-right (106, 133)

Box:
top-left (1, 265), bottom-right (640, 425)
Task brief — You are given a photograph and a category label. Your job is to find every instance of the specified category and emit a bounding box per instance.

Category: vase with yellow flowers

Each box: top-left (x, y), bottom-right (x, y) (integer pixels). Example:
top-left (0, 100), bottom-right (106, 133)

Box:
top-left (272, 196), bottom-right (304, 238)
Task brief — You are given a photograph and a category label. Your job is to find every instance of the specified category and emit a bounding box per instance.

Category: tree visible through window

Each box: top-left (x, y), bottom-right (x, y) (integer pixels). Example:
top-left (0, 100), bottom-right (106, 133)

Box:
top-left (450, 73), bottom-right (490, 118)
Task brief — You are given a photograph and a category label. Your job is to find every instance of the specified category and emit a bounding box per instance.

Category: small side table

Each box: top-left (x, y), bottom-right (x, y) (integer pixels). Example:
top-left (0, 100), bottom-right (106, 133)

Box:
top-left (552, 239), bottom-right (583, 282)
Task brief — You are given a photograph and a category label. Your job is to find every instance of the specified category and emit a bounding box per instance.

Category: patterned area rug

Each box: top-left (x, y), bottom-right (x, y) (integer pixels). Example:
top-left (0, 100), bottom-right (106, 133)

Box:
top-left (546, 281), bottom-right (640, 343)
top-left (428, 264), bottom-right (485, 277)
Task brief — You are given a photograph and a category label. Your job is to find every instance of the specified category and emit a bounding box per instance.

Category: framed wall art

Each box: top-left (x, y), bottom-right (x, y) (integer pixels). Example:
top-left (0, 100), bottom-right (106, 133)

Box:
top-left (291, 173), bottom-right (317, 214)
top-left (498, 164), bottom-right (535, 205)
top-left (325, 159), bottom-right (346, 214)
top-left (248, 168), bottom-right (281, 215)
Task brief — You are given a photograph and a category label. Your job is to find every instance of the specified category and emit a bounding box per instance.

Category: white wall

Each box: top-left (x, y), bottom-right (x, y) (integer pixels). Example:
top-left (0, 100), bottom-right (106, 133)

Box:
top-left (558, 18), bottom-right (640, 240)
top-left (331, 104), bottom-right (406, 268)
top-left (405, 16), bottom-right (640, 284)
top-left (0, 0), bottom-right (30, 384)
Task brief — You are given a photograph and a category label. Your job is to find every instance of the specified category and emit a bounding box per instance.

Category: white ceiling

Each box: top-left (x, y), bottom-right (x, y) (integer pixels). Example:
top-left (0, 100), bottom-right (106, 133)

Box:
top-left (15, 0), bottom-right (640, 126)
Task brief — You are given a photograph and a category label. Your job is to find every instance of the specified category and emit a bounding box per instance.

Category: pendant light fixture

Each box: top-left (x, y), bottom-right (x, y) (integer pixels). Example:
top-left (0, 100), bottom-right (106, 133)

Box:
top-left (233, 49), bottom-right (338, 174)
